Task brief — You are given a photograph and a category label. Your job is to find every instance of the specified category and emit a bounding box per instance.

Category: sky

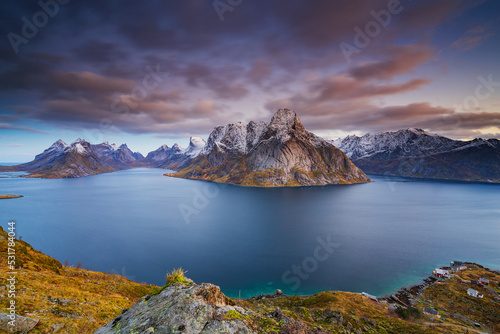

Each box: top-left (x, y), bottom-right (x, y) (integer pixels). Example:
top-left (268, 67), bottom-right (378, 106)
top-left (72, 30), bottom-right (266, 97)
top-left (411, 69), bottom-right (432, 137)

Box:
top-left (0, 0), bottom-right (499, 162)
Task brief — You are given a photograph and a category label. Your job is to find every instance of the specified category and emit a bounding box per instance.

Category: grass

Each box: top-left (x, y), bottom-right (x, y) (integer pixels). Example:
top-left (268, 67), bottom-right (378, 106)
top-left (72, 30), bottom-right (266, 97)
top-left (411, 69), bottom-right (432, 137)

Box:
top-left (166, 267), bottom-right (188, 286)
top-left (233, 291), bottom-right (439, 333)
top-left (414, 264), bottom-right (500, 333)
top-left (149, 267), bottom-right (192, 296)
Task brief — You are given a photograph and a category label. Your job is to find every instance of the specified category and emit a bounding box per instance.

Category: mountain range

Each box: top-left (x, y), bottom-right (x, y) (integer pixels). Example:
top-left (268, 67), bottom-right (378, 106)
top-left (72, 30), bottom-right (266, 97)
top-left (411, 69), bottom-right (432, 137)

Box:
top-left (1, 110), bottom-right (498, 184)
top-left (333, 128), bottom-right (500, 182)
top-left (168, 108), bottom-right (369, 186)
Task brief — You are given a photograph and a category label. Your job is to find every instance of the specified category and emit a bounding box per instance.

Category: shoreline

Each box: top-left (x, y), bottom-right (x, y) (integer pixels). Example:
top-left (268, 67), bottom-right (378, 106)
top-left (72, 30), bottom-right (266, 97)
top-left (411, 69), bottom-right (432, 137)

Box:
top-left (0, 194), bottom-right (23, 199)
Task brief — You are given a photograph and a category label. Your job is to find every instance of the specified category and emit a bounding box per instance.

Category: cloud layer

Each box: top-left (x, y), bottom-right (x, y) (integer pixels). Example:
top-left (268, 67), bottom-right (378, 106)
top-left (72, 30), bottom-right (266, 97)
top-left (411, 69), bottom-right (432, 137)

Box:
top-left (0, 0), bottom-right (498, 141)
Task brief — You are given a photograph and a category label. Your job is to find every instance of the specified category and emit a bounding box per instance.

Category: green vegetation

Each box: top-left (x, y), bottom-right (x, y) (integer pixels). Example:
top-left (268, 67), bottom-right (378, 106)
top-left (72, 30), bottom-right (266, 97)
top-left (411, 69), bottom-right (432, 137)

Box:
top-left (395, 306), bottom-right (421, 319)
top-left (166, 267), bottom-right (190, 286)
top-left (414, 263), bottom-right (500, 333)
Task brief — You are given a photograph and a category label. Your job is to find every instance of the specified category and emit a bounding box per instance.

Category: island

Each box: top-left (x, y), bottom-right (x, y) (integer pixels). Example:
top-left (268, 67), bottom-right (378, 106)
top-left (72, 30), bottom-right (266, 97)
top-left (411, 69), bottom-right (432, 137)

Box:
top-left (0, 195), bottom-right (23, 199)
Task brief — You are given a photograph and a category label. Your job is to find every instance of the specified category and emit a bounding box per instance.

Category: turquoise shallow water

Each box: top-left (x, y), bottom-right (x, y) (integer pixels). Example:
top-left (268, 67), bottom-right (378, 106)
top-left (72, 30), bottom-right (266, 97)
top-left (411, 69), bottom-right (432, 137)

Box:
top-left (0, 168), bottom-right (499, 298)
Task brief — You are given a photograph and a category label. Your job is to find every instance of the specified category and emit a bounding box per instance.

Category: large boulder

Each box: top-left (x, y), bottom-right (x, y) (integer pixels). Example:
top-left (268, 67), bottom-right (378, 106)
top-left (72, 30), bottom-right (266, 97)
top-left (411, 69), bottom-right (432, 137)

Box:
top-left (94, 283), bottom-right (255, 334)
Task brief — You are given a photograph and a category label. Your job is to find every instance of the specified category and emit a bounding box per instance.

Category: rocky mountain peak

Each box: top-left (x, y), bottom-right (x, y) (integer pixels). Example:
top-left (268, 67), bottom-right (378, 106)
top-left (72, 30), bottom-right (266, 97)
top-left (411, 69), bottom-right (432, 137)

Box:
top-left (69, 139), bottom-right (93, 155)
top-left (169, 109), bottom-right (370, 186)
top-left (267, 108), bottom-right (306, 142)
top-left (54, 139), bottom-right (68, 147)
top-left (189, 137), bottom-right (206, 148)
top-left (269, 108), bottom-right (304, 132)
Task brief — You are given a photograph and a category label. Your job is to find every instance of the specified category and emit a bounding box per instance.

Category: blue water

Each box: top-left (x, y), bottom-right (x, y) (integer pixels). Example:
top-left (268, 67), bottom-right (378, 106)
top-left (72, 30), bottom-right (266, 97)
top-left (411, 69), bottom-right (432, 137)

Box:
top-left (0, 168), bottom-right (499, 298)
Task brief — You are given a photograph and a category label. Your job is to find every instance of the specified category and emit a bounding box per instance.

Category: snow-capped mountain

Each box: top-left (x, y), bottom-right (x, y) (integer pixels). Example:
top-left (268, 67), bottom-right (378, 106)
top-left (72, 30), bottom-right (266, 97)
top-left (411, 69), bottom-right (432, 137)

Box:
top-left (332, 128), bottom-right (464, 160)
top-left (144, 137), bottom-right (206, 168)
top-left (333, 129), bottom-right (500, 182)
top-left (92, 142), bottom-right (143, 166)
top-left (6, 139), bottom-right (115, 178)
top-left (184, 137), bottom-right (207, 158)
top-left (2, 139), bottom-right (146, 178)
top-left (167, 109), bottom-right (370, 186)
top-left (33, 139), bottom-right (70, 162)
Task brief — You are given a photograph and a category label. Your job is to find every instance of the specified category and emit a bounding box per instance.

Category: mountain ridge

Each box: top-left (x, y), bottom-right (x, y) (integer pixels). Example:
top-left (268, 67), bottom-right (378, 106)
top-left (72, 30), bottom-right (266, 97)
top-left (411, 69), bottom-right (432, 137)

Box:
top-left (167, 109), bottom-right (370, 186)
top-left (333, 129), bottom-right (500, 182)
top-left (2, 119), bottom-right (498, 183)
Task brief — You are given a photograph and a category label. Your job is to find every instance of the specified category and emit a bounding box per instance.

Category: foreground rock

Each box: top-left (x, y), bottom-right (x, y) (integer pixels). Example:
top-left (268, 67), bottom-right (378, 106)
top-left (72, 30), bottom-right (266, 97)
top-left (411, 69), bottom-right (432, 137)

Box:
top-left (0, 313), bottom-right (39, 333)
top-left (94, 283), bottom-right (255, 334)
top-left (167, 109), bottom-right (370, 186)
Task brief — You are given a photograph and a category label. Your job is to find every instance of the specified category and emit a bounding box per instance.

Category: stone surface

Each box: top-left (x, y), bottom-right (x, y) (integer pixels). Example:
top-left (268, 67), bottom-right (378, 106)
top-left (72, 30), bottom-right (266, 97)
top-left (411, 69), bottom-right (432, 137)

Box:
top-left (94, 283), bottom-right (256, 334)
top-left (0, 313), bottom-right (39, 333)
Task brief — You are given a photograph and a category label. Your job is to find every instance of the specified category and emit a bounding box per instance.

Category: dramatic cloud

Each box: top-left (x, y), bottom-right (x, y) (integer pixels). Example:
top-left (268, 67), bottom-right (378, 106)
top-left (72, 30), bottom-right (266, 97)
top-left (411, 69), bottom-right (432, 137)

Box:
top-left (50, 71), bottom-right (135, 93)
top-left (0, 0), bottom-right (497, 146)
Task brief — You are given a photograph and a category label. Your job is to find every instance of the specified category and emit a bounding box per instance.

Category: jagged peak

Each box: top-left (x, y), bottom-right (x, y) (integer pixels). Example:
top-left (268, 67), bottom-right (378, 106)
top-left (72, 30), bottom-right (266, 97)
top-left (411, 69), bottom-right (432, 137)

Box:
top-left (269, 108), bottom-right (305, 133)
top-left (51, 139), bottom-right (69, 148)
top-left (189, 136), bottom-right (206, 148)
top-left (119, 143), bottom-right (129, 150)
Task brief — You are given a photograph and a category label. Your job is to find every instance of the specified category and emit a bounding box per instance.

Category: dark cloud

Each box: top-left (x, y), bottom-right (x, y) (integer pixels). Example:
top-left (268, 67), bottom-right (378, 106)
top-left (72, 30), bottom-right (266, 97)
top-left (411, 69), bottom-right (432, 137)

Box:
top-left (181, 63), bottom-right (249, 100)
top-left (72, 40), bottom-right (128, 64)
top-left (0, 0), bottom-right (496, 141)
top-left (50, 71), bottom-right (135, 93)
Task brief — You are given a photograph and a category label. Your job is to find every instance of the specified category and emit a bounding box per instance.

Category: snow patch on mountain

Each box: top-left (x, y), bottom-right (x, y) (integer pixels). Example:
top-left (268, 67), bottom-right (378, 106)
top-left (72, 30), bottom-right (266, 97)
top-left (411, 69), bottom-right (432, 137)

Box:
top-left (333, 128), bottom-right (463, 160)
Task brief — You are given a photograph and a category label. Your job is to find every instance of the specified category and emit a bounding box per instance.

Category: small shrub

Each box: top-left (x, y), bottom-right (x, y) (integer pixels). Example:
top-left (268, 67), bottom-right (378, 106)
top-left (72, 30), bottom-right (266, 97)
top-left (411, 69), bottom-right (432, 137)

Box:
top-left (166, 268), bottom-right (187, 286)
top-left (395, 306), bottom-right (421, 319)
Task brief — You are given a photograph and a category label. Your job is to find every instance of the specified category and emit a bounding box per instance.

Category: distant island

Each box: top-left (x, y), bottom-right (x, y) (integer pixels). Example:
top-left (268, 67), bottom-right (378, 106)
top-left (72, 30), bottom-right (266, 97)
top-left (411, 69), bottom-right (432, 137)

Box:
top-left (0, 195), bottom-right (23, 199)
top-left (1, 108), bottom-right (499, 184)
top-left (166, 109), bottom-right (370, 186)
top-left (0, 226), bottom-right (498, 333)
top-left (334, 129), bottom-right (500, 183)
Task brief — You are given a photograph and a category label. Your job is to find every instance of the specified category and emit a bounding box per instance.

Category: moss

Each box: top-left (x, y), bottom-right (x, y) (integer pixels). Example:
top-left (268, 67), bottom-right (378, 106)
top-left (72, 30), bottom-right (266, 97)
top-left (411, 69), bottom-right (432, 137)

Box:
top-left (225, 309), bottom-right (248, 320)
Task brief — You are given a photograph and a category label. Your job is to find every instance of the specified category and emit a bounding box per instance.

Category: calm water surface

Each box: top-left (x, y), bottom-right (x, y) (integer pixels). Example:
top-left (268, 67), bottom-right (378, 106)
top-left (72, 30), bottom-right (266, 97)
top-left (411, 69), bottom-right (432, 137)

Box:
top-left (0, 168), bottom-right (499, 298)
